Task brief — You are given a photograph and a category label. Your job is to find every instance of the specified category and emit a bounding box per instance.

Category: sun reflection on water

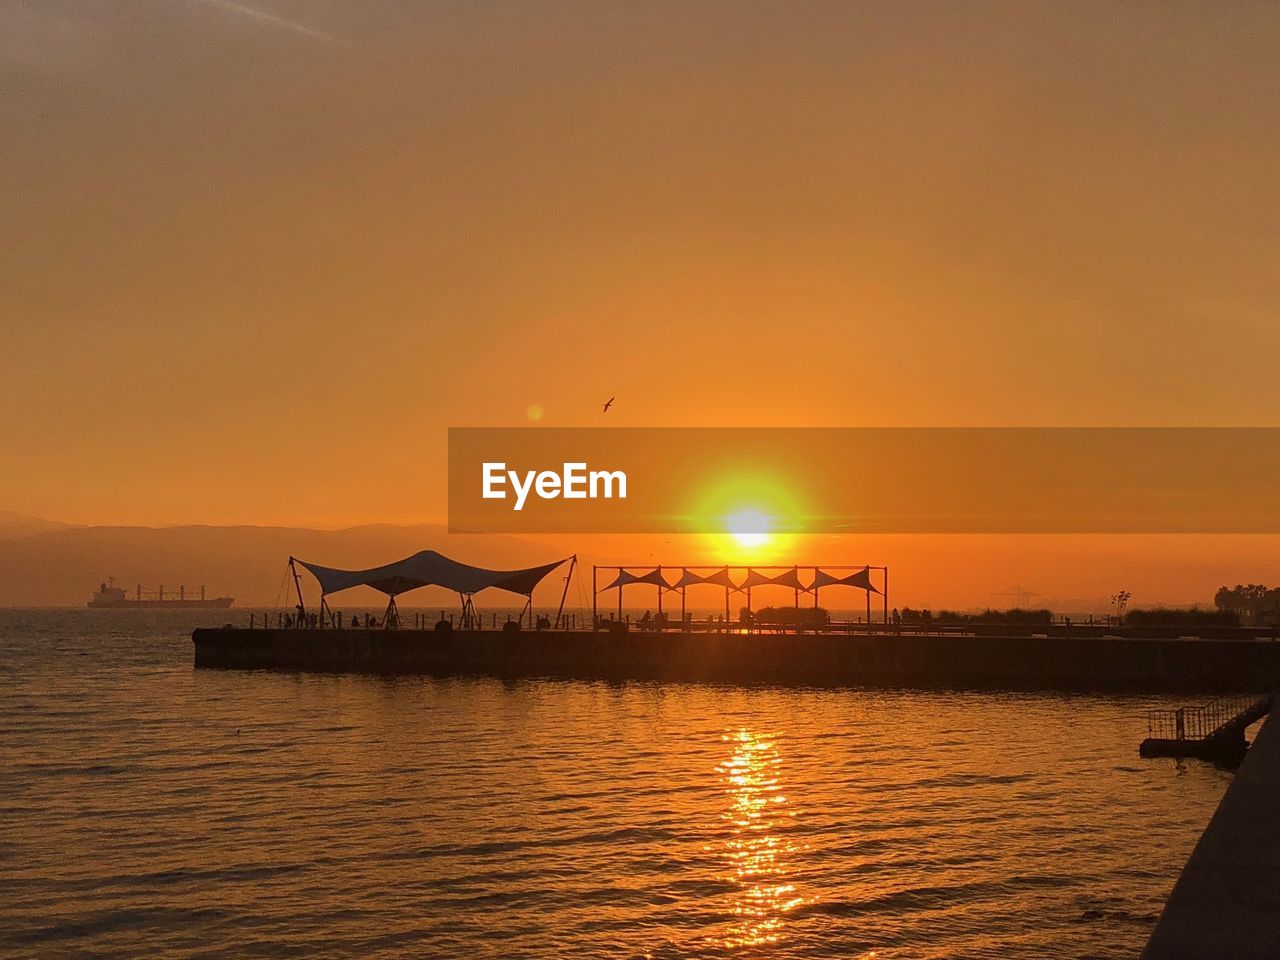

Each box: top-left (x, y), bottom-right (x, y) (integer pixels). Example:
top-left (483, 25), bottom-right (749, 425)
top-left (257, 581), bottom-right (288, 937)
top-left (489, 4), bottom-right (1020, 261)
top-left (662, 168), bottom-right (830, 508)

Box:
top-left (714, 729), bottom-right (809, 953)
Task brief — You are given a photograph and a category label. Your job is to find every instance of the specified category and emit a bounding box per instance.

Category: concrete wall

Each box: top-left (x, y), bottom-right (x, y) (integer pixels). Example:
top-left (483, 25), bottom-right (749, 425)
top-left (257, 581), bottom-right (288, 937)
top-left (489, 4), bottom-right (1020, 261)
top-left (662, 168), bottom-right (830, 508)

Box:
top-left (1143, 708), bottom-right (1280, 959)
top-left (193, 628), bottom-right (1280, 693)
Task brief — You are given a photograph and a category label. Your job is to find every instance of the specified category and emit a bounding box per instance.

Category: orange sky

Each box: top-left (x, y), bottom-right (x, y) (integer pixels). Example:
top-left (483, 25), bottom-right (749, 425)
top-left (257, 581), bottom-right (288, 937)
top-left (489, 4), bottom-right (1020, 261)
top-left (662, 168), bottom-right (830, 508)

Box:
top-left (2, 2), bottom-right (1279, 604)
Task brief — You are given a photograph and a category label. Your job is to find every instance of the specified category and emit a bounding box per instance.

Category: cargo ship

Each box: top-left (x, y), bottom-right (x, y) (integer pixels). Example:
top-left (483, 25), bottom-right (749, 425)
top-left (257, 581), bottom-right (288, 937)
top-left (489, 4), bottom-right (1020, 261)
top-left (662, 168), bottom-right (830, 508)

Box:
top-left (88, 578), bottom-right (234, 609)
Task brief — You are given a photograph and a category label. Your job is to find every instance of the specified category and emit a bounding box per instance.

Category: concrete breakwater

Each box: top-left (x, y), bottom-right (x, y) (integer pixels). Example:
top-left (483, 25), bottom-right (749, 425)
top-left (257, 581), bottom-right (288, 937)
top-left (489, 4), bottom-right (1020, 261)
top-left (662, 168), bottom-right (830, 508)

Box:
top-left (1142, 706), bottom-right (1280, 959)
top-left (193, 628), bottom-right (1280, 692)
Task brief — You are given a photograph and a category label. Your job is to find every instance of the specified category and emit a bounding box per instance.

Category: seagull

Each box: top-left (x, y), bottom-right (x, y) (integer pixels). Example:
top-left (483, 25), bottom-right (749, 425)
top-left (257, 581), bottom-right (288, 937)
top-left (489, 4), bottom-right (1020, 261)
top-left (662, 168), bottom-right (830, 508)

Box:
top-left (602, 397), bottom-right (614, 413)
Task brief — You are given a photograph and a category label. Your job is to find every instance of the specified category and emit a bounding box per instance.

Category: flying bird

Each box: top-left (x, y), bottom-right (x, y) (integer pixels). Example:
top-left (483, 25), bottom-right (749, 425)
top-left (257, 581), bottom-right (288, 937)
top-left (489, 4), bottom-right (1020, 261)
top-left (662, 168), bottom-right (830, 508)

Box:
top-left (602, 397), bottom-right (614, 413)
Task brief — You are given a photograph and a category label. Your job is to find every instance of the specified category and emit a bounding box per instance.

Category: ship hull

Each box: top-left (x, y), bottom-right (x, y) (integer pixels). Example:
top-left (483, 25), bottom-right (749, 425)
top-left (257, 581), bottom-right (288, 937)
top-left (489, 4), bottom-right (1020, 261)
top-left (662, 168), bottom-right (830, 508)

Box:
top-left (88, 598), bottom-right (234, 609)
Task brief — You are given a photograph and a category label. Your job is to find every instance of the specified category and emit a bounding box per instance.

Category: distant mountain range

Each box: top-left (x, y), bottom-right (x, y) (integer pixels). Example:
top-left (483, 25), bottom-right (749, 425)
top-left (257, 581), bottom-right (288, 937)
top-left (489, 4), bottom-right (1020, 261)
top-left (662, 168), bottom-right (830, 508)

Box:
top-left (0, 516), bottom-right (571, 607)
top-left (0, 511), bottom-right (80, 540)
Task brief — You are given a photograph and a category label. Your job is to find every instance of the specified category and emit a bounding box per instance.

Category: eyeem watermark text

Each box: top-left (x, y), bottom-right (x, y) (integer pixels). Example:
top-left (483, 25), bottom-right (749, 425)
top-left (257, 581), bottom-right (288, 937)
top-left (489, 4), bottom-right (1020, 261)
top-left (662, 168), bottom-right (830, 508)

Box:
top-left (482, 462), bottom-right (628, 511)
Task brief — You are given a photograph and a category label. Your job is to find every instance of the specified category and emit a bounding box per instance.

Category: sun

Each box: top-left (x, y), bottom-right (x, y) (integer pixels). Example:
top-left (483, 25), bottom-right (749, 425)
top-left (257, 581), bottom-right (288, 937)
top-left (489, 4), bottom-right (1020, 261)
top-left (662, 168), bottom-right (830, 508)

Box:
top-left (726, 509), bottom-right (772, 548)
top-left (687, 470), bottom-right (805, 561)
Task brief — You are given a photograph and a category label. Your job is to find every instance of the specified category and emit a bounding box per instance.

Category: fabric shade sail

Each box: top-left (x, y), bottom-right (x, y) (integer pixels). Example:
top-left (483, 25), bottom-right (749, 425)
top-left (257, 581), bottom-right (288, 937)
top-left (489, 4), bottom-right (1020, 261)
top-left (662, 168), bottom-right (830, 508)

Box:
top-left (603, 568), bottom-right (672, 591)
top-left (674, 568), bottom-right (740, 589)
top-left (741, 568), bottom-right (810, 591)
top-left (295, 551), bottom-right (570, 598)
top-left (812, 567), bottom-right (880, 593)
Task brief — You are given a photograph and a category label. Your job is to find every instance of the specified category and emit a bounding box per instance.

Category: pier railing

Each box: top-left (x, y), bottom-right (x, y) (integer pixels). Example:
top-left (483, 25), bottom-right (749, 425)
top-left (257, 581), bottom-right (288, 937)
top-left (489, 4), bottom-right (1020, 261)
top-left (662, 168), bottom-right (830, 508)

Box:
top-left (1146, 694), bottom-right (1269, 742)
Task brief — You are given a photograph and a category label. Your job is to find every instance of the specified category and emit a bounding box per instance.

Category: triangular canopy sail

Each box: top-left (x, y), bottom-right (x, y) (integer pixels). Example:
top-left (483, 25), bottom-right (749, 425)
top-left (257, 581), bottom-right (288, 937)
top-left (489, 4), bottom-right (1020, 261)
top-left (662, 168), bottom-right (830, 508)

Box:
top-left (295, 551), bottom-right (569, 598)
top-left (740, 568), bottom-right (810, 591)
top-left (674, 568), bottom-right (740, 589)
top-left (603, 568), bottom-right (672, 591)
top-left (812, 566), bottom-right (880, 593)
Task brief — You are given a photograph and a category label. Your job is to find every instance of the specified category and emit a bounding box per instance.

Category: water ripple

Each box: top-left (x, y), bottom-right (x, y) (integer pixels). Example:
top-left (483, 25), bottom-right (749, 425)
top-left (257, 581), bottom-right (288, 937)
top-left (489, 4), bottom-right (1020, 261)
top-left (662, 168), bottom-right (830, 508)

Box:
top-left (0, 610), bottom-right (1234, 959)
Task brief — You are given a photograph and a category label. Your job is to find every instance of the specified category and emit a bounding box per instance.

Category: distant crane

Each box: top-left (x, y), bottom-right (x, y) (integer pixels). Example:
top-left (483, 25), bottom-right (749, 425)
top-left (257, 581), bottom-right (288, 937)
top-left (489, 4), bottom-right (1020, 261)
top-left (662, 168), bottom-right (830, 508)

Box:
top-left (992, 585), bottom-right (1037, 608)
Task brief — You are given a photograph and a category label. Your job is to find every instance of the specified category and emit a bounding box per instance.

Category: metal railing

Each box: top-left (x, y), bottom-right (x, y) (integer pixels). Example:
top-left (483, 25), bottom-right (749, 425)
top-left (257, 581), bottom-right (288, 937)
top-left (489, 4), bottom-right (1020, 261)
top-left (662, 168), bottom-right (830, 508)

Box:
top-left (1146, 694), bottom-right (1267, 741)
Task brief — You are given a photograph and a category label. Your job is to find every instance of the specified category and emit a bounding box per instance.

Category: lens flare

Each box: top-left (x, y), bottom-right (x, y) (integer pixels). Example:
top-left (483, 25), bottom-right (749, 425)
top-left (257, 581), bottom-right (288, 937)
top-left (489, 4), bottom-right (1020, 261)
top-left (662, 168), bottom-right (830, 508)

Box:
top-left (687, 469), bottom-right (807, 561)
top-left (726, 509), bottom-right (771, 548)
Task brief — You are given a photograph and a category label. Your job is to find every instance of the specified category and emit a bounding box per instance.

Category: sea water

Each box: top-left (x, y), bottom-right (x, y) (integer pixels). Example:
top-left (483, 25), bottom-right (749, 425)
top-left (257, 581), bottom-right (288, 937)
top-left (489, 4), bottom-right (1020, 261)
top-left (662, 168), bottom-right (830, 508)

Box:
top-left (0, 610), bottom-right (1233, 959)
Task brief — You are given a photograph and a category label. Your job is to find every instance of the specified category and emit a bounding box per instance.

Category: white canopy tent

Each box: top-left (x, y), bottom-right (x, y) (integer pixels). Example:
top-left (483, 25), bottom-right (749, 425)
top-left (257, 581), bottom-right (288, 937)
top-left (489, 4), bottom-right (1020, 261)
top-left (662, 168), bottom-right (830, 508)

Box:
top-left (290, 551), bottom-right (574, 629)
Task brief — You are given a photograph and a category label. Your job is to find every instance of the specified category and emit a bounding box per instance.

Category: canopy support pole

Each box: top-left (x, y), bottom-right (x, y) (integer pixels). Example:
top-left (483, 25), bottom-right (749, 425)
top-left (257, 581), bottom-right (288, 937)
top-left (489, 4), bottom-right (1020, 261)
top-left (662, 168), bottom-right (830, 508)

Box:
top-left (383, 595), bottom-right (398, 630)
top-left (519, 594), bottom-right (531, 628)
top-left (320, 595), bottom-right (331, 629)
top-left (883, 567), bottom-right (889, 624)
top-left (592, 565), bottom-right (598, 630)
top-left (288, 557), bottom-right (306, 617)
top-left (555, 555), bottom-right (576, 630)
top-left (458, 593), bottom-right (478, 630)
top-left (866, 575), bottom-right (871, 630)
top-left (657, 566), bottom-right (663, 619)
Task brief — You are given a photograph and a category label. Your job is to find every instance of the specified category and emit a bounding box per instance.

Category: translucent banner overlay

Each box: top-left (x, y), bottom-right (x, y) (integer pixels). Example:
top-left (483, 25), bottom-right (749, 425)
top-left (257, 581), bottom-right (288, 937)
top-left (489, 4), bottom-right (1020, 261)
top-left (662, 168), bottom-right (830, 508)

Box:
top-left (448, 427), bottom-right (1280, 534)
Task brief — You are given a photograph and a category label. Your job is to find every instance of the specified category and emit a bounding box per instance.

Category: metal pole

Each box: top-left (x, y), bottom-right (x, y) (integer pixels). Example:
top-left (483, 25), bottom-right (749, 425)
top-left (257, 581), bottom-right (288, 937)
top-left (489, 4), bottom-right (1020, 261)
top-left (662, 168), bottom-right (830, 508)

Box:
top-left (288, 557), bottom-right (306, 616)
top-left (866, 570), bottom-right (871, 630)
top-left (883, 567), bottom-right (889, 623)
top-left (555, 556), bottom-right (575, 629)
top-left (724, 565), bottom-right (730, 626)
top-left (592, 565), bottom-right (598, 630)
top-left (657, 566), bottom-right (663, 618)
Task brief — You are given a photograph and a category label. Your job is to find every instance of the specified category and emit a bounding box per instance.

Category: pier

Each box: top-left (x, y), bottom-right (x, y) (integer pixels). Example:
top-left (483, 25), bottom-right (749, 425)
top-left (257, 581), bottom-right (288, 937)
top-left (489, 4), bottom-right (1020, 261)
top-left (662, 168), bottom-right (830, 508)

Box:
top-left (1139, 693), bottom-right (1274, 763)
top-left (193, 626), bottom-right (1280, 693)
top-left (1143, 704), bottom-right (1280, 959)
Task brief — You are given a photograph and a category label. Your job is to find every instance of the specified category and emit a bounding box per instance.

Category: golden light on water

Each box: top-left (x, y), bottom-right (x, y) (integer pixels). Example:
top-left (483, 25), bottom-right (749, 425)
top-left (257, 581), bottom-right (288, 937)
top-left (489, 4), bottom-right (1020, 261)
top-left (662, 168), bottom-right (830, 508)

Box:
top-left (714, 729), bottom-right (808, 952)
